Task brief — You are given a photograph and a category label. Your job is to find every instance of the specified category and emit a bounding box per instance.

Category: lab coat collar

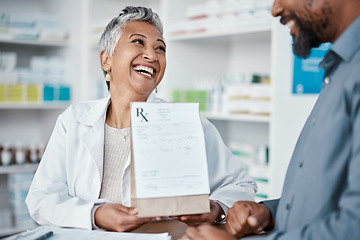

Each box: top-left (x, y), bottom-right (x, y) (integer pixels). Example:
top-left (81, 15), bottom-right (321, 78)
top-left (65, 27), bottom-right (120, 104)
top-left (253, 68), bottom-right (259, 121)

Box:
top-left (78, 95), bottom-right (111, 127)
top-left (78, 92), bottom-right (160, 127)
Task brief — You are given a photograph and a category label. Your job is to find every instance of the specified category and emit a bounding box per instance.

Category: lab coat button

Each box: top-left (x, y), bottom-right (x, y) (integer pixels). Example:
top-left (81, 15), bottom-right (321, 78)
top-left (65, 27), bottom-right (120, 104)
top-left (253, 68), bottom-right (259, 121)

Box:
top-left (286, 204), bottom-right (290, 210)
top-left (311, 118), bottom-right (316, 125)
top-left (324, 77), bottom-right (331, 84)
top-left (299, 161), bottom-right (304, 168)
top-left (93, 179), bottom-right (100, 185)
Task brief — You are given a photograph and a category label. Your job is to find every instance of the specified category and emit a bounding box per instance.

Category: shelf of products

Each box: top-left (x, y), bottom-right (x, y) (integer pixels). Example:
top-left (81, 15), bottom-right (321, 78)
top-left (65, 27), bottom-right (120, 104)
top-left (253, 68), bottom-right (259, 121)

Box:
top-left (160, 0), bottom-right (273, 202)
top-left (0, 171), bottom-right (38, 237)
top-left (0, 0), bottom-right (79, 236)
top-left (161, 0), bottom-right (318, 201)
top-left (0, 0), bottom-right (162, 236)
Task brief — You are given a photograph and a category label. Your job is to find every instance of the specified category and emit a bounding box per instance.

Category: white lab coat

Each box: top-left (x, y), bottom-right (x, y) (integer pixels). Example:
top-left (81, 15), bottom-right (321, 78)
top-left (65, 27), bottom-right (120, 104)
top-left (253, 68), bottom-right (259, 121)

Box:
top-left (26, 93), bottom-right (256, 230)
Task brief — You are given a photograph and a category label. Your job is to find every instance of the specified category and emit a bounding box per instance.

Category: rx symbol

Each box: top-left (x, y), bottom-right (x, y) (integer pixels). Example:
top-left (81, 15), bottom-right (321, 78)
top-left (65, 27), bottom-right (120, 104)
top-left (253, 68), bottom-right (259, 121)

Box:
top-left (137, 108), bottom-right (148, 122)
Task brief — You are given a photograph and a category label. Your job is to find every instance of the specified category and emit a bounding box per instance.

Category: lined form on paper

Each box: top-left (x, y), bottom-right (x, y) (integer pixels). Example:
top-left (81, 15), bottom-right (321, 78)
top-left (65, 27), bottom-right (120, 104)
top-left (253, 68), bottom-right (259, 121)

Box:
top-left (130, 102), bottom-right (210, 199)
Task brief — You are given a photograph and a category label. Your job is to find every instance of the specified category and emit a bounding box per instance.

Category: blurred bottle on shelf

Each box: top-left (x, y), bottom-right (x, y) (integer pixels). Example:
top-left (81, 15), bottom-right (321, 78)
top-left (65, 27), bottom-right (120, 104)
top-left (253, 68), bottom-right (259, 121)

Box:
top-left (14, 142), bottom-right (26, 165)
top-left (1, 141), bottom-right (12, 166)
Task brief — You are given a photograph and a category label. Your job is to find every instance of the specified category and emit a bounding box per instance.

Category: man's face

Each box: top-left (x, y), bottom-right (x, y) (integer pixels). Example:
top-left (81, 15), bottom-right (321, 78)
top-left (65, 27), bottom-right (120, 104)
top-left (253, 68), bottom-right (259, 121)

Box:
top-left (272, 0), bottom-right (339, 58)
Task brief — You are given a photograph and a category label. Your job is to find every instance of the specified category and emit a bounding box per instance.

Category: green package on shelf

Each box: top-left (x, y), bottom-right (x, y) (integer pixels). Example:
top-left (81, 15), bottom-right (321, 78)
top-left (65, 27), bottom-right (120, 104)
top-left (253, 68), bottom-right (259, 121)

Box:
top-left (172, 89), bottom-right (209, 111)
top-left (185, 90), bottom-right (208, 111)
top-left (172, 89), bottom-right (186, 102)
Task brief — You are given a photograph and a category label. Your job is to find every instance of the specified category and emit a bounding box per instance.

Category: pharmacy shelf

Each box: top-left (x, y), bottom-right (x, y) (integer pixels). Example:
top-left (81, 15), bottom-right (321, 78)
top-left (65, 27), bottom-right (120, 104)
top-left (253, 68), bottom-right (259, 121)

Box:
top-left (0, 38), bottom-right (68, 47)
top-left (167, 25), bottom-right (271, 42)
top-left (0, 103), bottom-right (70, 110)
top-left (0, 164), bottom-right (38, 175)
top-left (202, 112), bottom-right (270, 123)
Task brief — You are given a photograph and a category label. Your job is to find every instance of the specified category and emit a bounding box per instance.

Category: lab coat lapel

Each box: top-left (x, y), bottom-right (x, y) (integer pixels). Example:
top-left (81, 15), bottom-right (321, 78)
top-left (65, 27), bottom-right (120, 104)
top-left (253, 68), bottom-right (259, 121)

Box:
top-left (77, 94), bottom-right (159, 180)
top-left (81, 120), bottom-right (105, 179)
top-left (79, 96), bottom-right (110, 179)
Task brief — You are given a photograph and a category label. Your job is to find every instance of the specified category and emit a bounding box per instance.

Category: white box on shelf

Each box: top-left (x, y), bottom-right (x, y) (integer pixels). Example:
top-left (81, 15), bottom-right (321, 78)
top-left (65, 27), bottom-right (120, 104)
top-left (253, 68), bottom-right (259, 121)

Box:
top-left (250, 84), bottom-right (271, 100)
top-left (8, 172), bottom-right (34, 204)
top-left (255, 181), bottom-right (270, 195)
top-left (228, 141), bottom-right (256, 162)
top-left (186, 3), bottom-right (208, 19)
top-left (0, 209), bottom-right (12, 229)
top-left (9, 200), bottom-right (29, 213)
top-left (226, 84), bottom-right (251, 99)
top-left (8, 172), bottom-right (34, 185)
top-left (249, 100), bottom-right (271, 115)
top-left (248, 164), bottom-right (269, 181)
top-left (224, 99), bottom-right (251, 114)
top-left (237, 0), bottom-right (255, 12)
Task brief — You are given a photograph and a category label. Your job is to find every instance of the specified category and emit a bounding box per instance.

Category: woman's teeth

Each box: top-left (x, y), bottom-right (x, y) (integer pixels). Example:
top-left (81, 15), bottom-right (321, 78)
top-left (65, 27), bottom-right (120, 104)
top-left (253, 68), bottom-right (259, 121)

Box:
top-left (133, 66), bottom-right (154, 77)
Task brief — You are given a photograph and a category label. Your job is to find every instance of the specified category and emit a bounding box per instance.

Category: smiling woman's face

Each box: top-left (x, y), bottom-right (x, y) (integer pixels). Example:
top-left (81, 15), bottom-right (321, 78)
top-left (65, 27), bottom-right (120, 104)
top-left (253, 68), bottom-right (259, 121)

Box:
top-left (102, 21), bottom-right (166, 100)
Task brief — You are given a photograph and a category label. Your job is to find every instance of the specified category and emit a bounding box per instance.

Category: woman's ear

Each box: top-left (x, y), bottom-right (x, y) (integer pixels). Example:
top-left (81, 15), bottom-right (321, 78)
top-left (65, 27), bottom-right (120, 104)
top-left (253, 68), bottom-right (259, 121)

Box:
top-left (100, 51), bottom-right (111, 70)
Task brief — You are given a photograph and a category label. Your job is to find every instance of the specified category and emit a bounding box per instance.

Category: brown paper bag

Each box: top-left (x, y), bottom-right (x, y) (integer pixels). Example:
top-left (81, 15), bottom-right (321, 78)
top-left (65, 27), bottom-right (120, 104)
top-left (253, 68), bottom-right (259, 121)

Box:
top-left (130, 147), bottom-right (210, 217)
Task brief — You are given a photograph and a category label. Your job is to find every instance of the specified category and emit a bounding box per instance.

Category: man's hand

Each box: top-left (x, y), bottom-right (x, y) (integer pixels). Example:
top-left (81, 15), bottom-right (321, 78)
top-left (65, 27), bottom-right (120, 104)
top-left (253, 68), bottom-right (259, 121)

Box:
top-left (171, 200), bottom-right (224, 226)
top-left (94, 203), bottom-right (158, 232)
top-left (226, 201), bottom-right (273, 238)
top-left (178, 224), bottom-right (236, 240)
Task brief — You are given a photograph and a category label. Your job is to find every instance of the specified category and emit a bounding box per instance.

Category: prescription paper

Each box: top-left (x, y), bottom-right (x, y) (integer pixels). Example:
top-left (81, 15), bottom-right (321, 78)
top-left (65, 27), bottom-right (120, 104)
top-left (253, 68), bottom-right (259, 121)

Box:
top-left (130, 102), bottom-right (210, 217)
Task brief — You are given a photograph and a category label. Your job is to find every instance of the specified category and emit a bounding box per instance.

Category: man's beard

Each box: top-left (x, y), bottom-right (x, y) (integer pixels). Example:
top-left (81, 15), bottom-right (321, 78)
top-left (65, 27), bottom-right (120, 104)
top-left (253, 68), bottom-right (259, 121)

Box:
top-left (292, 15), bottom-right (323, 58)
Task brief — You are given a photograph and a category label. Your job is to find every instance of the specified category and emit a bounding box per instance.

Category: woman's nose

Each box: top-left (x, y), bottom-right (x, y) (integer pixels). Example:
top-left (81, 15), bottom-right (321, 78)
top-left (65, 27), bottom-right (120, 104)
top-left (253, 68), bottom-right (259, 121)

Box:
top-left (142, 48), bottom-right (157, 62)
top-left (271, 0), bottom-right (283, 17)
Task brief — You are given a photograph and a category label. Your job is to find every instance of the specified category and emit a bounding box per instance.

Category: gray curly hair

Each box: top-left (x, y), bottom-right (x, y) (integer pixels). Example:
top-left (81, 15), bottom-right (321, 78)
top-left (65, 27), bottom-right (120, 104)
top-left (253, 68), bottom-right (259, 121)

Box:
top-left (99, 6), bottom-right (163, 56)
top-left (99, 6), bottom-right (163, 90)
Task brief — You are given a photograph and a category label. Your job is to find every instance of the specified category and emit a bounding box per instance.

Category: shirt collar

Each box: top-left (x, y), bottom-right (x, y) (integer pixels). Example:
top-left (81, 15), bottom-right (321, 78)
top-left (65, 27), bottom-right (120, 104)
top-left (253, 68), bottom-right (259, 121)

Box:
top-left (330, 15), bottom-right (360, 62)
top-left (320, 16), bottom-right (360, 73)
top-left (319, 50), bottom-right (342, 76)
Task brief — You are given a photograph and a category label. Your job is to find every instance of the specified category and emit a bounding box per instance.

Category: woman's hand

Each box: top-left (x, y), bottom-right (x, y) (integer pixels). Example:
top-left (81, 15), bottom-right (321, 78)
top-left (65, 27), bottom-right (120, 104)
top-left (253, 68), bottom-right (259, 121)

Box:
top-left (94, 203), bottom-right (158, 232)
top-left (171, 200), bottom-right (224, 226)
top-left (225, 201), bottom-right (273, 238)
top-left (178, 224), bottom-right (236, 240)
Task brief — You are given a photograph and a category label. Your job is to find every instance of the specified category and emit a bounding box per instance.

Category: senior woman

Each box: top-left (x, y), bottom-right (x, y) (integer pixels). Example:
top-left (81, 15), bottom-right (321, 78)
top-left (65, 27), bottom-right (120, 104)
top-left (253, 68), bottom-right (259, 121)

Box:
top-left (26, 6), bottom-right (256, 232)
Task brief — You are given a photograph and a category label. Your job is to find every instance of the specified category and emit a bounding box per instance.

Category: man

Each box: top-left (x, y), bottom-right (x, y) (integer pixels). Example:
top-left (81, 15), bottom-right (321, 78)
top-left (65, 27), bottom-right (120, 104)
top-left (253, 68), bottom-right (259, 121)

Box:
top-left (180, 0), bottom-right (360, 239)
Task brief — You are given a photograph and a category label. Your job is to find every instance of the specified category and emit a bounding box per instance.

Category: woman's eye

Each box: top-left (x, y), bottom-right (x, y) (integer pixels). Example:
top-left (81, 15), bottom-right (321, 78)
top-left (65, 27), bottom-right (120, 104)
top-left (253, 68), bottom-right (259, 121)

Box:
top-left (132, 39), bottom-right (144, 45)
top-left (156, 46), bottom-right (166, 53)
